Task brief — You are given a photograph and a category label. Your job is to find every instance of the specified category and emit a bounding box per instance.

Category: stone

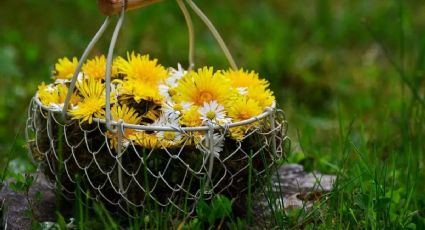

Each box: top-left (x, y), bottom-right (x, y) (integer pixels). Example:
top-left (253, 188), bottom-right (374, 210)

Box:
top-left (274, 163), bottom-right (336, 194)
top-left (0, 172), bottom-right (57, 230)
top-left (253, 164), bottom-right (337, 218)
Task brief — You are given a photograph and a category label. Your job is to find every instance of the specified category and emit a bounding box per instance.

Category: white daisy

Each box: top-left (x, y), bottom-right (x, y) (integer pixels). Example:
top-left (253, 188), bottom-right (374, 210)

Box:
top-left (199, 101), bottom-right (230, 124)
top-left (152, 112), bottom-right (183, 142)
top-left (115, 138), bottom-right (131, 149)
top-left (197, 133), bottom-right (224, 158)
top-left (158, 83), bottom-right (177, 100)
top-left (162, 100), bottom-right (192, 120)
top-left (152, 111), bottom-right (180, 127)
top-left (167, 63), bottom-right (187, 85)
top-left (110, 81), bottom-right (123, 101)
top-left (159, 64), bottom-right (188, 100)
top-left (156, 130), bottom-right (182, 142)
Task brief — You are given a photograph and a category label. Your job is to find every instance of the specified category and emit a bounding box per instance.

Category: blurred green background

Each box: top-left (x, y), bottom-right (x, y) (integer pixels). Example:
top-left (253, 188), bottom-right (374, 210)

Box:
top-left (1, 0), bottom-right (424, 227)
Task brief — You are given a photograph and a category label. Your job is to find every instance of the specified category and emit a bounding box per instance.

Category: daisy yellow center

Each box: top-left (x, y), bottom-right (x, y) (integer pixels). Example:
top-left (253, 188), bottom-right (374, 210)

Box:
top-left (163, 131), bottom-right (176, 141)
top-left (206, 110), bottom-right (216, 120)
top-left (173, 103), bottom-right (183, 111)
top-left (168, 88), bottom-right (177, 97)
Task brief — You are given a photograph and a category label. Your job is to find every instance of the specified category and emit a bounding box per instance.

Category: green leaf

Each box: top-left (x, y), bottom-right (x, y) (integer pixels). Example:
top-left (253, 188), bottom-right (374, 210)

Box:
top-left (35, 191), bottom-right (43, 202)
top-left (373, 196), bottom-right (391, 212)
top-left (183, 218), bottom-right (202, 230)
top-left (211, 195), bottom-right (232, 220)
top-left (195, 200), bottom-right (210, 223)
top-left (10, 181), bottom-right (25, 192)
top-left (25, 174), bottom-right (35, 187)
top-left (406, 223), bottom-right (416, 230)
top-left (354, 193), bottom-right (369, 210)
top-left (56, 212), bottom-right (67, 230)
top-left (228, 218), bottom-right (247, 230)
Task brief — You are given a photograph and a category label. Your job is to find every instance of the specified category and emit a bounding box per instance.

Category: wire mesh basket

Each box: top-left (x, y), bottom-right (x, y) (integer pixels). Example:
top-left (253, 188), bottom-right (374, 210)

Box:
top-left (25, 0), bottom-right (289, 216)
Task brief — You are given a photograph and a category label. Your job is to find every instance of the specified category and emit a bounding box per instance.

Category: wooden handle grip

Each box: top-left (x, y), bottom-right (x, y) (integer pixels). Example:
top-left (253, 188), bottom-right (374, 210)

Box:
top-left (97, 0), bottom-right (162, 16)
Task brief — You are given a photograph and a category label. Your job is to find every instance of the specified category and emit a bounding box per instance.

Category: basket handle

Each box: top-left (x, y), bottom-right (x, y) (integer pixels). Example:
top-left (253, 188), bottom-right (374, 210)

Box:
top-left (61, 17), bottom-right (111, 121)
top-left (61, 1), bottom-right (127, 124)
top-left (62, 0), bottom-right (238, 131)
top-left (185, 0), bottom-right (237, 70)
top-left (98, 0), bottom-right (161, 16)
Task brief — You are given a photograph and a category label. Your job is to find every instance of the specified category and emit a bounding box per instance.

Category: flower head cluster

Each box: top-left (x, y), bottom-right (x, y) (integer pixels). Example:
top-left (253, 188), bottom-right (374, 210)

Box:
top-left (37, 52), bottom-right (275, 151)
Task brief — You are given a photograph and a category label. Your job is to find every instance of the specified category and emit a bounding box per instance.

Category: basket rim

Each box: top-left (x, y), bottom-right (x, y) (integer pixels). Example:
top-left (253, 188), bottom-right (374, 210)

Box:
top-left (33, 95), bottom-right (276, 132)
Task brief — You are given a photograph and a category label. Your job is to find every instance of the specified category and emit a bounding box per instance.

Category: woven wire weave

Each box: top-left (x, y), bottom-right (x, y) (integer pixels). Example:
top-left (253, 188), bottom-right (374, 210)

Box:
top-left (25, 0), bottom-right (289, 216)
top-left (26, 97), bottom-right (287, 215)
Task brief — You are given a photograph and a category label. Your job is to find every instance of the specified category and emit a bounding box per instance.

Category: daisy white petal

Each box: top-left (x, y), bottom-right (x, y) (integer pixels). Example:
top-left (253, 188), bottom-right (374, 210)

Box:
top-left (199, 100), bottom-right (227, 124)
top-left (197, 133), bottom-right (224, 158)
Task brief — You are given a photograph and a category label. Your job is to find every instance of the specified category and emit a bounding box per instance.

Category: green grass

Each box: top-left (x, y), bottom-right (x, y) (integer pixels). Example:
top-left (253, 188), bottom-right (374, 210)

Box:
top-left (1, 0), bottom-right (425, 229)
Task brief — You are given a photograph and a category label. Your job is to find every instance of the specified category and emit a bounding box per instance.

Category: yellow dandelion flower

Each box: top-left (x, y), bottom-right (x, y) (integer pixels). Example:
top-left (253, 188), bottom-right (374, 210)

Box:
top-left (122, 80), bottom-right (164, 104)
top-left (107, 104), bottom-right (142, 150)
top-left (70, 97), bottom-right (105, 124)
top-left (37, 83), bottom-right (80, 109)
top-left (82, 55), bottom-right (118, 80)
top-left (115, 52), bottom-right (168, 103)
top-left (130, 131), bottom-right (177, 149)
top-left (57, 83), bottom-right (81, 106)
top-left (53, 57), bottom-right (78, 80)
top-left (228, 126), bottom-right (247, 141)
top-left (76, 77), bottom-right (105, 99)
top-left (70, 78), bottom-right (111, 124)
top-left (179, 106), bottom-right (202, 127)
top-left (174, 67), bottom-right (232, 106)
top-left (247, 87), bottom-right (275, 109)
top-left (37, 83), bottom-right (56, 106)
top-left (115, 52), bottom-right (168, 84)
top-left (222, 69), bottom-right (269, 90)
top-left (111, 104), bottom-right (142, 124)
top-left (226, 96), bottom-right (264, 140)
top-left (131, 132), bottom-right (160, 148)
top-left (227, 96), bottom-right (262, 121)
top-left (142, 109), bottom-right (161, 123)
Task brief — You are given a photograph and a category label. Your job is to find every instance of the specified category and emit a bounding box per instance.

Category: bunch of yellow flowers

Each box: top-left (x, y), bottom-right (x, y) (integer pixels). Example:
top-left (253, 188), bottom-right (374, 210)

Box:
top-left (37, 52), bottom-right (275, 149)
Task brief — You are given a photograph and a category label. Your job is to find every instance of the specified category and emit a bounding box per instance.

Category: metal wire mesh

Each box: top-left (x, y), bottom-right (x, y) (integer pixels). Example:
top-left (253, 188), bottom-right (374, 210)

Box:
top-left (26, 97), bottom-right (287, 215)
